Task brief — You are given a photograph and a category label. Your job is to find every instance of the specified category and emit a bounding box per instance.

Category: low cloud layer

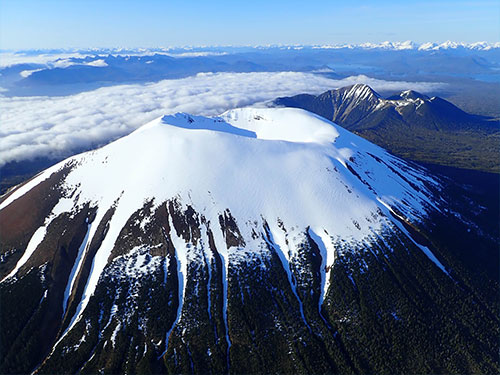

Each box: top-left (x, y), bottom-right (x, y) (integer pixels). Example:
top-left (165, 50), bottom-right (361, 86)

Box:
top-left (0, 72), bottom-right (445, 167)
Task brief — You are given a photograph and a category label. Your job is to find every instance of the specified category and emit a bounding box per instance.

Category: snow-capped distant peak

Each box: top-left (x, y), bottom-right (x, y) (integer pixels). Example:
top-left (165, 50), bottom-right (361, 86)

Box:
top-left (418, 40), bottom-right (500, 51)
top-left (315, 41), bottom-right (499, 51)
top-left (418, 42), bottom-right (437, 51)
top-left (346, 84), bottom-right (381, 99)
top-left (398, 90), bottom-right (429, 101)
top-left (359, 40), bottom-right (417, 50)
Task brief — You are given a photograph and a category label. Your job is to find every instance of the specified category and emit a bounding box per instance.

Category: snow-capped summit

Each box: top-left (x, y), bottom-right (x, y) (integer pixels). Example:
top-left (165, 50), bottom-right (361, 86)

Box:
top-left (0, 107), bottom-right (496, 374)
top-left (1, 108), bottom-right (441, 295)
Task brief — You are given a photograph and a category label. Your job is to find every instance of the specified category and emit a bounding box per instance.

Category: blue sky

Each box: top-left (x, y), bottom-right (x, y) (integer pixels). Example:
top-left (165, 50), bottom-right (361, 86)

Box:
top-left (1, 0), bottom-right (498, 49)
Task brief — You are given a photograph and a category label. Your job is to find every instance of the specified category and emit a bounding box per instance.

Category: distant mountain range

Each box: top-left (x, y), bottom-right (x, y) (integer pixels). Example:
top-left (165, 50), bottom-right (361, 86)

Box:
top-left (2, 42), bottom-right (499, 96)
top-left (273, 84), bottom-right (500, 172)
top-left (4, 41), bottom-right (499, 55)
top-left (329, 41), bottom-right (500, 51)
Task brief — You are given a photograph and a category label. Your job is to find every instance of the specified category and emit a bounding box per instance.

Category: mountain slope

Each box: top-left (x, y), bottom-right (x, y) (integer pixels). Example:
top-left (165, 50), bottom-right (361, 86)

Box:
top-left (0, 108), bottom-right (498, 374)
top-left (273, 84), bottom-right (500, 172)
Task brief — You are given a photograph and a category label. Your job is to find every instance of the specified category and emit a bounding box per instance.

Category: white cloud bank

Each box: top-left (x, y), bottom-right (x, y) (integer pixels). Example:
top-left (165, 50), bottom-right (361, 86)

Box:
top-left (0, 72), bottom-right (445, 167)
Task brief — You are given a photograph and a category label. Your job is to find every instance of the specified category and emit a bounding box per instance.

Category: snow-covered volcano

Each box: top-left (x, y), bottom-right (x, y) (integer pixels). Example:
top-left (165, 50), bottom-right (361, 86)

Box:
top-left (1, 107), bottom-right (496, 375)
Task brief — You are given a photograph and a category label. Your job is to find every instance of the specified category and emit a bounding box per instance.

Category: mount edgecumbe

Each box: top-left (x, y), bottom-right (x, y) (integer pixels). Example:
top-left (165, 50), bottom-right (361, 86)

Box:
top-left (1, 108), bottom-right (498, 374)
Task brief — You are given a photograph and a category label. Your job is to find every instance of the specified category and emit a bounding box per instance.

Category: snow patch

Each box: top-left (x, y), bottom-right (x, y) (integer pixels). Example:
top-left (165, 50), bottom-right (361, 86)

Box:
top-left (19, 68), bottom-right (44, 78)
top-left (110, 322), bottom-right (121, 347)
top-left (266, 225), bottom-right (311, 331)
top-left (62, 221), bottom-right (91, 315)
top-left (1, 226), bottom-right (47, 282)
top-left (159, 213), bottom-right (188, 359)
top-left (377, 198), bottom-right (450, 277)
top-left (85, 59), bottom-right (108, 67)
top-left (0, 160), bottom-right (66, 210)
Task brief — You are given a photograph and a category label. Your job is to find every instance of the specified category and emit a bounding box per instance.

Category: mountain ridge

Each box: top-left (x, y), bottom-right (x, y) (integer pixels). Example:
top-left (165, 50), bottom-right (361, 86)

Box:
top-left (273, 84), bottom-right (500, 172)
